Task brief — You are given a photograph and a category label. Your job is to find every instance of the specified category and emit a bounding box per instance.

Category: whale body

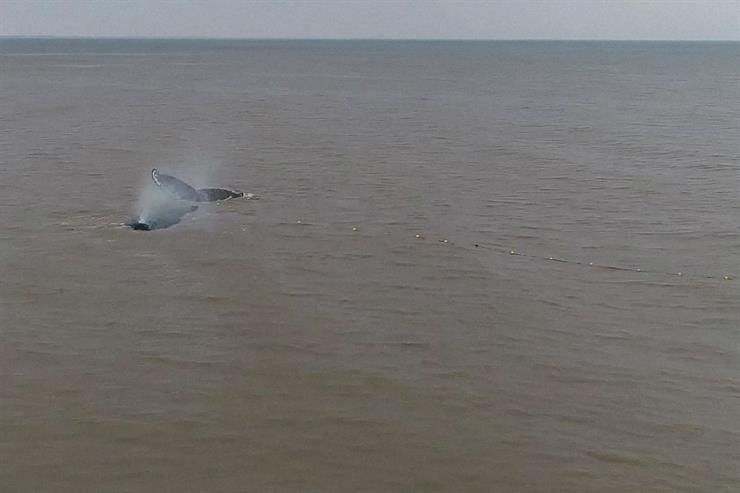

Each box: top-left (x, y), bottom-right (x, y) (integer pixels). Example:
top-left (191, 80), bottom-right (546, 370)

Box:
top-left (196, 187), bottom-right (244, 201)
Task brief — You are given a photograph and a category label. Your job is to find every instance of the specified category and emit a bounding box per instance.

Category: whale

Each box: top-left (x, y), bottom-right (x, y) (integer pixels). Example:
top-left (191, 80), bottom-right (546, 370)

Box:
top-left (195, 187), bottom-right (245, 201)
top-left (151, 168), bottom-right (245, 202)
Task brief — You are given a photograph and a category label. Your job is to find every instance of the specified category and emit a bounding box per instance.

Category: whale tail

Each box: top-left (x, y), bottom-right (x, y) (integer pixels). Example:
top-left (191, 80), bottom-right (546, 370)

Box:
top-left (149, 169), bottom-right (250, 202)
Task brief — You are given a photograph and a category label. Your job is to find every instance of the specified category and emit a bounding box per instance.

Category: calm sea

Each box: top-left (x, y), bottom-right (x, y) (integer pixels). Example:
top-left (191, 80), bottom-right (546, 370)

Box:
top-left (1, 39), bottom-right (738, 492)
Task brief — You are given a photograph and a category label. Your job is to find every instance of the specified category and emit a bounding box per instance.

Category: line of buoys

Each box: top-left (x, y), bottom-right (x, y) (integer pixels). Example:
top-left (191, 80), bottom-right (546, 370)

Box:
top-left (476, 242), bottom-right (735, 282)
top-left (292, 221), bottom-right (734, 282)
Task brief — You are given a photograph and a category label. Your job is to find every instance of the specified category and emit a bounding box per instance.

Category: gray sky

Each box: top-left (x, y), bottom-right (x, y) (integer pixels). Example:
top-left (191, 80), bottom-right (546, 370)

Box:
top-left (1, 0), bottom-right (738, 40)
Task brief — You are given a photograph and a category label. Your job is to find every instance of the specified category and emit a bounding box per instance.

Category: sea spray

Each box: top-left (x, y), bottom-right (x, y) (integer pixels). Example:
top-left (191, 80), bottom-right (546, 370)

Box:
top-left (130, 177), bottom-right (198, 230)
top-left (135, 180), bottom-right (165, 225)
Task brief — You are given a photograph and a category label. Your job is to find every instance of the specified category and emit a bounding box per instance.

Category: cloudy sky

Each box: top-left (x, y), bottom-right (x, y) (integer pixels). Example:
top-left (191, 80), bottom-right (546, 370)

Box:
top-left (0, 0), bottom-right (738, 40)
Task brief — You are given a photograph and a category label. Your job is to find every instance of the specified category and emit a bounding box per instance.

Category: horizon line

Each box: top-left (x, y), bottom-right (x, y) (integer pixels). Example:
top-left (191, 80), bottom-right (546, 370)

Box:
top-left (1, 35), bottom-right (738, 43)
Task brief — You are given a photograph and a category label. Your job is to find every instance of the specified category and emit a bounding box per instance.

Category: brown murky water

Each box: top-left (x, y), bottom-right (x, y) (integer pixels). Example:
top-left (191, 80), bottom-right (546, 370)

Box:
top-left (1, 40), bottom-right (738, 492)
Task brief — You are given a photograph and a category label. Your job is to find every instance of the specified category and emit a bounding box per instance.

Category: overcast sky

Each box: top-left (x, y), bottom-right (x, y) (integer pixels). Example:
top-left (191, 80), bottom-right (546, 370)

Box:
top-left (1, 0), bottom-right (738, 40)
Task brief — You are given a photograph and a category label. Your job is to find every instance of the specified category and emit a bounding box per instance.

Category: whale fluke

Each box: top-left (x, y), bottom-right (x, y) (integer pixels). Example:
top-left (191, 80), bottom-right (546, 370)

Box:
top-left (151, 169), bottom-right (245, 203)
top-left (151, 168), bottom-right (200, 202)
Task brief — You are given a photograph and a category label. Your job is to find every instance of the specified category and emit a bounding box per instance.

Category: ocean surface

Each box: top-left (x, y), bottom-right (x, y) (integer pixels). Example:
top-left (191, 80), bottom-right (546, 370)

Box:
top-left (0, 39), bottom-right (738, 492)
